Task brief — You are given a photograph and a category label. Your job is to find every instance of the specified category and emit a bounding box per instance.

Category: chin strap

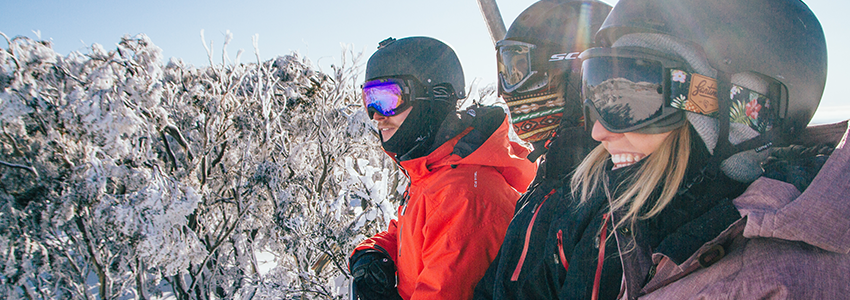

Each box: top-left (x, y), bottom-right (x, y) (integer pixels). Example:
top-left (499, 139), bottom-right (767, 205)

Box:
top-left (703, 71), bottom-right (733, 177)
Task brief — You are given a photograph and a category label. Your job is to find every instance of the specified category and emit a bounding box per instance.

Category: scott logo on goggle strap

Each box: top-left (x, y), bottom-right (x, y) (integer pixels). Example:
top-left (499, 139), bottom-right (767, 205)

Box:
top-left (549, 52), bottom-right (581, 61)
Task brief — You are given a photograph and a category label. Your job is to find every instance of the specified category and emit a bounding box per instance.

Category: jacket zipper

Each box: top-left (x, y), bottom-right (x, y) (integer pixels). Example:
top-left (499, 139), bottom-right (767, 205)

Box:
top-left (591, 213), bottom-right (611, 300)
top-left (398, 185), bottom-right (410, 256)
top-left (557, 229), bottom-right (569, 271)
top-left (510, 189), bottom-right (557, 281)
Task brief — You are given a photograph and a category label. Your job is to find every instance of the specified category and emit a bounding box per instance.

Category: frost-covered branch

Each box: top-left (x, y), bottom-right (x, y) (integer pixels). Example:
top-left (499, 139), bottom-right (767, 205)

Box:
top-left (0, 159), bottom-right (38, 177)
top-left (0, 33), bottom-right (416, 300)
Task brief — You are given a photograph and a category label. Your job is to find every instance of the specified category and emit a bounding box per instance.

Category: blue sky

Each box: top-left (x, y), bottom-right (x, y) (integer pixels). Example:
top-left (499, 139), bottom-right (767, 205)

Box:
top-left (2, 0), bottom-right (847, 123)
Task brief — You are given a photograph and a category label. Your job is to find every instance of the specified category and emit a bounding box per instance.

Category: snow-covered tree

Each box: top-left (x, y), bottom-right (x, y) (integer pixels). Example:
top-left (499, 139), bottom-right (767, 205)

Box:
top-left (0, 32), bottom-right (408, 299)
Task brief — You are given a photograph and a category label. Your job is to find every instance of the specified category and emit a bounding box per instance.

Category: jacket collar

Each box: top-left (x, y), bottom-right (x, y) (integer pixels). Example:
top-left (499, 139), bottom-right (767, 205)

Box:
top-left (395, 105), bottom-right (536, 193)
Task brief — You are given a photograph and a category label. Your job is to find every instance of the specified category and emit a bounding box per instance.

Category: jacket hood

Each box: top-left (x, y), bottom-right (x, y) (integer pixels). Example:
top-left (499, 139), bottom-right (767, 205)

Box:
top-left (398, 105), bottom-right (536, 193)
top-left (733, 120), bottom-right (850, 254)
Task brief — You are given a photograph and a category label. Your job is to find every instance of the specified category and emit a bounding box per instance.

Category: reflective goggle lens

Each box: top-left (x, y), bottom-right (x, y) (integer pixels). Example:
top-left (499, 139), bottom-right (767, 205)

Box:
top-left (497, 40), bottom-right (536, 92)
top-left (581, 47), bottom-right (776, 135)
top-left (362, 79), bottom-right (407, 118)
top-left (582, 56), bottom-right (666, 132)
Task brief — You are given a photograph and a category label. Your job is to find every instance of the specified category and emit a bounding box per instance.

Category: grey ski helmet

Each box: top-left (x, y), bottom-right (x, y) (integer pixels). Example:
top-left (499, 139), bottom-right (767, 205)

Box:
top-left (595, 0), bottom-right (827, 137)
top-left (365, 36), bottom-right (465, 100)
top-left (498, 0), bottom-right (611, 143)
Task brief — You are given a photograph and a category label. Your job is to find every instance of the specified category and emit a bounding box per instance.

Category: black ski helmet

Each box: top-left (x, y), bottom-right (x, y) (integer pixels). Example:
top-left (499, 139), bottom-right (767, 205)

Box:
top-left (596, 0), bottom-right (827, 136)
top-left (365, 36), bottom-right (465, 99)
top-left (363, 36), bottom-right (463, 160)
top-left (498, 0), bottom-right (611, 144)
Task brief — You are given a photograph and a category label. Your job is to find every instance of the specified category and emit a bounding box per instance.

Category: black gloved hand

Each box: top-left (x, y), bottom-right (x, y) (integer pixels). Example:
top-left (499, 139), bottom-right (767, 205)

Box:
top-left (349, 250), bottom-right (402, 300)
top-left (762, 144), bottom-right (832, 192)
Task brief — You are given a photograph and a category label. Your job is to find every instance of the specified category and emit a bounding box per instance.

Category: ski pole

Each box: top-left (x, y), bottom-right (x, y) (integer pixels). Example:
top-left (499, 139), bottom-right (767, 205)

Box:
top-left (476, 0), bottom-right (507, 45)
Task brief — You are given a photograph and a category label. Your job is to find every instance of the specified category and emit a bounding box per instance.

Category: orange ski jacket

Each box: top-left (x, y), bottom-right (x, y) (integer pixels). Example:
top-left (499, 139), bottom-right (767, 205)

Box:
top-left (354, 106), bottom-right (537, 300)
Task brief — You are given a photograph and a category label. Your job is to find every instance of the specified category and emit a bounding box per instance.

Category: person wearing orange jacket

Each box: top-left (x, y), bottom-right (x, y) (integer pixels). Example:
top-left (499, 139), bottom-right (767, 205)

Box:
top-left (349, 36), bottom-right (537, 300)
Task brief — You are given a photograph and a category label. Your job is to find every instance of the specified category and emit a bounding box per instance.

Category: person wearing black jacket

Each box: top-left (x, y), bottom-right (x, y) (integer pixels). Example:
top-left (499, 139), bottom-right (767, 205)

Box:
top-left (473, 1), bottom-right (611, 299)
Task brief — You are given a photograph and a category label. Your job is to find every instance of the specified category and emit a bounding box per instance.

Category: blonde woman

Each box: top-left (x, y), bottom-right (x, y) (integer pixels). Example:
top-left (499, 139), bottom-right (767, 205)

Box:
top-left (537, 0), bottom-right (850, 299)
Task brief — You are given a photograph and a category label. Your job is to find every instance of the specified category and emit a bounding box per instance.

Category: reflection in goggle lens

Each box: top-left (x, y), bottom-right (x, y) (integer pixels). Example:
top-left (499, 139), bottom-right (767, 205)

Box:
top-left (497, 41), bottom-right (538, 93)
top-left (582, 56), bottom-right (666, 132)
top-left (362, 79), bottom-right (406, 118)
top-left (499, 45), bottom-right (531, 86)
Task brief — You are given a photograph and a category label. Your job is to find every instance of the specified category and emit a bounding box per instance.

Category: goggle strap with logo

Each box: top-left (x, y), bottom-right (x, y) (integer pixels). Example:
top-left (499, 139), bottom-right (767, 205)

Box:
top-left (669, 69), bottom-right (775, 136)
top-left (697, 70), bottom-right (781, 178)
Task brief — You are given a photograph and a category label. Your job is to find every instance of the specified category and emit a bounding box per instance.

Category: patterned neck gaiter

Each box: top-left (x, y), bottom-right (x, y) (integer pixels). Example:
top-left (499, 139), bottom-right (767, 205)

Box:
top-left (506, 89), bottom-right (566, 143)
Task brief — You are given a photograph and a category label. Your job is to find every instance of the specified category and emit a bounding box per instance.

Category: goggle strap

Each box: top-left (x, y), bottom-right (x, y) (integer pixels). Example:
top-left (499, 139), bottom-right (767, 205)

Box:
top-left (674, 69), bottom-right (774, 128)
top-left (671, 70), bottom-right (719, 116)
top-left (675, 68), bottom-right (777, 166)
top-left (731, 128), bottom-right (780, 155)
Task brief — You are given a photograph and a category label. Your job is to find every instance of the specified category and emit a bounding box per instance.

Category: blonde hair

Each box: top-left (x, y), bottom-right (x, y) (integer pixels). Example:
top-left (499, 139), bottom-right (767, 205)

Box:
top-left (570, 124), bottom-right (691, 229)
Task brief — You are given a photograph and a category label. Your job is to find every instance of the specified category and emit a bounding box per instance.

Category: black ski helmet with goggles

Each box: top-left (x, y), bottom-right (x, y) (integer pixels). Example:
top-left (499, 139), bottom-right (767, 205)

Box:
top-left (497, 0), bottom-right (611, 95)
top-left (582, 0), bottom-right (826, 155)
top-left (363, 36), bottom-right (465, 119)
top-left (498, 0), bottom-right (611, 145)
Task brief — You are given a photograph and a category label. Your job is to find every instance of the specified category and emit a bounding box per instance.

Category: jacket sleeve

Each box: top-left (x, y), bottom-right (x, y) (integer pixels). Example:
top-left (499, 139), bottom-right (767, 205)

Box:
top-left (353, 218), bottom-right (400, 265)
top-left (472, 247), bottom-right (501, 300)
top-left (409, 170), bottom-right (517, 300)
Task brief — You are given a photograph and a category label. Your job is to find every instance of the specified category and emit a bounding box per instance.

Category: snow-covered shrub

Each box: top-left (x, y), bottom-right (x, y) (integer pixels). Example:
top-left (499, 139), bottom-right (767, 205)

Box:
top-left (0, 32), bottom-right (406, 300)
